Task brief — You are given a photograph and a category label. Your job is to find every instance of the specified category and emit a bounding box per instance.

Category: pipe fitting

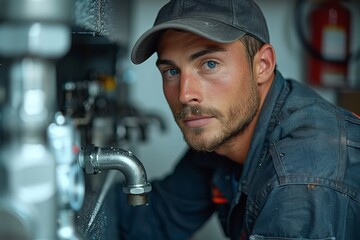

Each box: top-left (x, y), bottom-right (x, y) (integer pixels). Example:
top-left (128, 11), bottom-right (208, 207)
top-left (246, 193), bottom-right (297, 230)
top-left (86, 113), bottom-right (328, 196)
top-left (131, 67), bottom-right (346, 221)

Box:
top-left (78, 144), bottom-right (151, 206)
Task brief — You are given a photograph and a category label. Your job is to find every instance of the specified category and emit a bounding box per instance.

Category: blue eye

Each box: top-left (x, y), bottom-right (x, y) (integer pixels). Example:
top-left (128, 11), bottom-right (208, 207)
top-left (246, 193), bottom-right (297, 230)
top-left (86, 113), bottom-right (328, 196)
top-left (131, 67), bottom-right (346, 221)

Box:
top-left (168, 69), bottom-right (179, 76)
top-left (205, 61), bottom-right (217, 69)
top-left (162, 68), bottom-right (179, 81)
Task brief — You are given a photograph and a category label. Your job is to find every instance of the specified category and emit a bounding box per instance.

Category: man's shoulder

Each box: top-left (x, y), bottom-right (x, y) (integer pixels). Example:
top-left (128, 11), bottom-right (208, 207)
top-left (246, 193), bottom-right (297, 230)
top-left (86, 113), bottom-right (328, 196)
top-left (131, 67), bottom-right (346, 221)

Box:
top-left (269, 80), bottom-right (360, 195)
top-left (278, 79), bottom-right (360, 149)
top-left (269, 80), bottom-right (360, 185)
top-left (271, 79), bottom-right (341, 142)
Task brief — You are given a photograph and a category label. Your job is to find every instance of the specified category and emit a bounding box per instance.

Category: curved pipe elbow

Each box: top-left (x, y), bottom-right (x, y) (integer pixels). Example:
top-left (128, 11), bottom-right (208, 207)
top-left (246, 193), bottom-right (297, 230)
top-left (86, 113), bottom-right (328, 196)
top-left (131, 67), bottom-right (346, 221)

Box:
top-left (78, 144), bottom-right (151, 205)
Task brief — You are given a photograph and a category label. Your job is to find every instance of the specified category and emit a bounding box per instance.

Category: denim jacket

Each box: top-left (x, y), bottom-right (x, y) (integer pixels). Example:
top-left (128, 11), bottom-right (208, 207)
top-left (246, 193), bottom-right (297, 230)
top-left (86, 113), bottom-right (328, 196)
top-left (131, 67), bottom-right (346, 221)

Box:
top-left (117, 71), bottom-right (360, 240)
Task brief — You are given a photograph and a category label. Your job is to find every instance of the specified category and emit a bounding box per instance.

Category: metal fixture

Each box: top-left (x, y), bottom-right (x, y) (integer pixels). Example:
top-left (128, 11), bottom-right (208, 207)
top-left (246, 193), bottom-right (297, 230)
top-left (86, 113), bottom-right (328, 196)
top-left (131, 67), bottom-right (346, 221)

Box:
top-left (0, 0), bottom-right (74, 239)
top-left (48, 112), bottom-right (85, 240)
top-left (0, 0), bottom-right (155, 238)
top-left (79, 144), bottom-right (152, 206)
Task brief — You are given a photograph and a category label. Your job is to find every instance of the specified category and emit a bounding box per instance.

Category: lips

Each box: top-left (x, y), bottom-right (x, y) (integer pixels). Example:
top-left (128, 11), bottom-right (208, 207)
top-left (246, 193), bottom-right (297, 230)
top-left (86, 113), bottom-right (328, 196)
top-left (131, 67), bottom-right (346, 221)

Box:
top-left (183, 116), bottom-right (213, 128)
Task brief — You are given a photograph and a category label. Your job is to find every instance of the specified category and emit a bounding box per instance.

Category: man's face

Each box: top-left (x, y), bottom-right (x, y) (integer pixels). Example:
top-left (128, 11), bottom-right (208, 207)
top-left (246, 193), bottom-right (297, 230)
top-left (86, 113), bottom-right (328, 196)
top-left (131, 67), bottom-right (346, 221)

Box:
top-left (156, 30), bottom-right (260, 152)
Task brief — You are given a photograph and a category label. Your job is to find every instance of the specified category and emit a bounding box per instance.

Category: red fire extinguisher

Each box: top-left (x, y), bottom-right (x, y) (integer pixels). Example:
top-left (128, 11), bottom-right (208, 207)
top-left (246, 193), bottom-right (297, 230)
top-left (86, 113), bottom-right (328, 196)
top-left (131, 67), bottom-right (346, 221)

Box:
top-left (307, 0), bottom-right (351, 88)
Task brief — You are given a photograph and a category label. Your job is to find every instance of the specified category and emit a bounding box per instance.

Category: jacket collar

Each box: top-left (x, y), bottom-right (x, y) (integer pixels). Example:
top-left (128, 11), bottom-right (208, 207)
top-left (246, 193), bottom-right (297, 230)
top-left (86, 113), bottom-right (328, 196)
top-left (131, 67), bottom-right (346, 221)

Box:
top-left (239, 70), bottom-right (287, 194)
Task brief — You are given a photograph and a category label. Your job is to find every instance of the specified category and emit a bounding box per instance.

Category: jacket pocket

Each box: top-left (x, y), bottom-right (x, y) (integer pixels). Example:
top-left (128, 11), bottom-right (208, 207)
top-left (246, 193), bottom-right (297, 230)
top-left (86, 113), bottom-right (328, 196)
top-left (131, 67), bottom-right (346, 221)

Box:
top-left (250, 235), bottom-right (335, 240)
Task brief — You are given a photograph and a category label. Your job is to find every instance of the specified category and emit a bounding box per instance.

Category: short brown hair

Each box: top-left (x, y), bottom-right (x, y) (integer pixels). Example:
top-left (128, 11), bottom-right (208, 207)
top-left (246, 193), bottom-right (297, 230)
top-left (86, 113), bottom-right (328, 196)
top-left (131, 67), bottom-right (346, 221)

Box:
top-left (240, 35), bottom-right (265, 69)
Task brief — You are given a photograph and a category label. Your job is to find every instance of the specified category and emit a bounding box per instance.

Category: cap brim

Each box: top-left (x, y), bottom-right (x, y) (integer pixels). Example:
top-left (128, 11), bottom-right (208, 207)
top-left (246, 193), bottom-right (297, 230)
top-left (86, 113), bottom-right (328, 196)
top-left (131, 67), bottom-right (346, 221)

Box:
top-left (131, 18), bottom-right (246, 64)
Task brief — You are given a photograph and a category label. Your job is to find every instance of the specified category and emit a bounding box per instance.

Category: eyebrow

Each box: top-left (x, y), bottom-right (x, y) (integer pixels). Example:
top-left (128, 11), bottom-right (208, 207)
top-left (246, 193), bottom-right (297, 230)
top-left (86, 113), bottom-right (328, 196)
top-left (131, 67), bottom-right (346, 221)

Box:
top-left (156, 45), bottom-right (227, 67)
top-left (189, 46), bottom-right (227, 62)
top-left (156, 59), bottom-right (175, 67)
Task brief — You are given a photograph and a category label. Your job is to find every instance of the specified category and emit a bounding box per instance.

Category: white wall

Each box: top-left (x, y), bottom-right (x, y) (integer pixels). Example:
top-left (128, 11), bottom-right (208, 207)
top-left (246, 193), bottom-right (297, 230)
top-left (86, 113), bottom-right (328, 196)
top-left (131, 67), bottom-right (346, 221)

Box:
top-left (126, 1), bottom-right (360, 239)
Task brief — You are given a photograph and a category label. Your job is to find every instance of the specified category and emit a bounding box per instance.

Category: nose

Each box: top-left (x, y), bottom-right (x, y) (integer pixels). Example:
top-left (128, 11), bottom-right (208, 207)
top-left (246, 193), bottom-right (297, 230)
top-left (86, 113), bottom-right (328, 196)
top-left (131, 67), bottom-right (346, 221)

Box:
top-left (178, 72), bottom-right (202, 104)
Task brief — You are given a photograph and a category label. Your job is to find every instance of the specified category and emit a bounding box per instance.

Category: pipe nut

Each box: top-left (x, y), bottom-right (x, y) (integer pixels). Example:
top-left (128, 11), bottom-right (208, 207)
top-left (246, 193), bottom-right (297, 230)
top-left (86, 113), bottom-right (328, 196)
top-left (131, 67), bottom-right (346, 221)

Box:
top-left (79, 144), bottom-right (97, 174)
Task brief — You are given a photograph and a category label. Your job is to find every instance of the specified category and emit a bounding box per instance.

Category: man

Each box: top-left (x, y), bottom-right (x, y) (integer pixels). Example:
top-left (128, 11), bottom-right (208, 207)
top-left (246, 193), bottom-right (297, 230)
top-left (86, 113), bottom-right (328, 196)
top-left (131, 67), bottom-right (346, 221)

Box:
top-left (117, 0), bottom-right (360, 239)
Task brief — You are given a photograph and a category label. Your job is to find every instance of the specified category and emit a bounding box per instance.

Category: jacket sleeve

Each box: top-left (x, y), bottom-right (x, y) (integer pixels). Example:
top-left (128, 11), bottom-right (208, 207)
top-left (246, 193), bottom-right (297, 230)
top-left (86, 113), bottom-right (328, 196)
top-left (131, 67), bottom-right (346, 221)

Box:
top-left (117, 149), bottom-right (217, 240)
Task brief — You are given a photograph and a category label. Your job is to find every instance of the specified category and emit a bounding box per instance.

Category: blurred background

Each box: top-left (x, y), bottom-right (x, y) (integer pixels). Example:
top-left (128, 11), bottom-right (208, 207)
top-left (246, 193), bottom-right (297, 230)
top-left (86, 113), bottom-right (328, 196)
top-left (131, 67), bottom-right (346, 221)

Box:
top-left (0, 0), bottom-right (359, 239)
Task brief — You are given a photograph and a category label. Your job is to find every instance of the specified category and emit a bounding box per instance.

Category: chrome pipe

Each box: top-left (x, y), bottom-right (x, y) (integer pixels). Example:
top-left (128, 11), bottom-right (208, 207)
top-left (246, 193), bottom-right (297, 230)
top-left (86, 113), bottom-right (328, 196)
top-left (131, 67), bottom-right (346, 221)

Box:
top-left (0, 0), bottom-right (74, 239)
top-left (79, 144), bottom-right (152, 206)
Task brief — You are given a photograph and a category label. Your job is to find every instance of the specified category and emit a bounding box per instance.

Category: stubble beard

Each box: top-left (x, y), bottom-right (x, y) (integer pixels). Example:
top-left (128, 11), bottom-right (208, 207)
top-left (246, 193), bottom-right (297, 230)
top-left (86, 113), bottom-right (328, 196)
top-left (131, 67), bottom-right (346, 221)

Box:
top-left (174, 77), bottom-right (260, 152)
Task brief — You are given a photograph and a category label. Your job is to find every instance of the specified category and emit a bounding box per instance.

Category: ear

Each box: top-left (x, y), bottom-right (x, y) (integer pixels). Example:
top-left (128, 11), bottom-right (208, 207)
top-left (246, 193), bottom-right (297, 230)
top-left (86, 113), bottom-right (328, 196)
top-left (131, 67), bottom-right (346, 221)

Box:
top-left (253, 44), bottom-right (276, 85)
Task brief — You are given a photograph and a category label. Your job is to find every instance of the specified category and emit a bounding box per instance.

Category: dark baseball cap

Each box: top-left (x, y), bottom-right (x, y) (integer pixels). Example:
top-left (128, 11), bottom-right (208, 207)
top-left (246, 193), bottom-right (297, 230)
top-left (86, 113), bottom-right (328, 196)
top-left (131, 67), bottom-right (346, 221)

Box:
top-left (131, 0), bottom-right (269, 64)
